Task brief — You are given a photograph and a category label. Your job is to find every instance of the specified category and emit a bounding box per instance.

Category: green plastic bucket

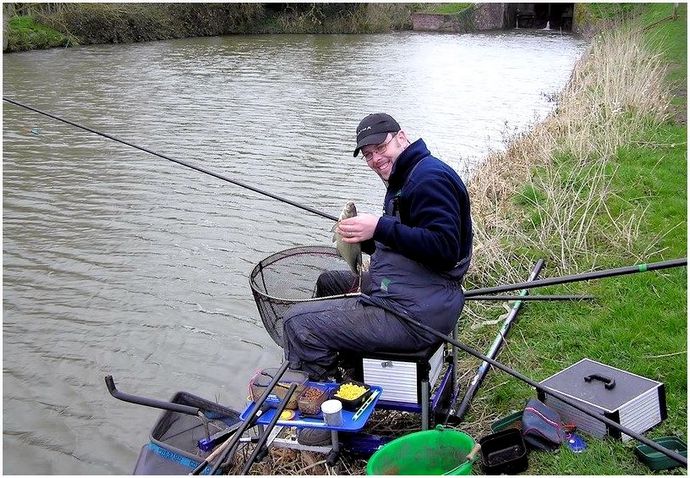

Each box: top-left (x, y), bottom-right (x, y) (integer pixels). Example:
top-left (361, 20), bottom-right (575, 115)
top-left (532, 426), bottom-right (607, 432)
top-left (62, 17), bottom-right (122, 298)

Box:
top-left (366, 425), bottom-right (476, 475)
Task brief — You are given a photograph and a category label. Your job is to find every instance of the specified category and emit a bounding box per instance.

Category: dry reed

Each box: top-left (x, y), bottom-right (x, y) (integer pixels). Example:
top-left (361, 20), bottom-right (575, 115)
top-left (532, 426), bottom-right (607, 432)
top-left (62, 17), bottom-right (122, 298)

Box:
top-left (465, 24), bottom-right (671, 287)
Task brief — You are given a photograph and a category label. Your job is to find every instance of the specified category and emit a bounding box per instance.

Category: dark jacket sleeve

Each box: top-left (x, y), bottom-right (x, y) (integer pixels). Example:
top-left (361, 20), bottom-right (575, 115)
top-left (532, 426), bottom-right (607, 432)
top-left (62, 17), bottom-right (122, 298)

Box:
top-left (373, 167), bottom-right (463, 271)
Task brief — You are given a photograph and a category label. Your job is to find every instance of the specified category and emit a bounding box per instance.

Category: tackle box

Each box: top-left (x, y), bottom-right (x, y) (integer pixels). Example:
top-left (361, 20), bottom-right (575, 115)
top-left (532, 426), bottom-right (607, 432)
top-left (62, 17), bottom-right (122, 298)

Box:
top-left (350, 344), bottom-right (445, 404)
top-left (538, 358), bottom-right (666, 441)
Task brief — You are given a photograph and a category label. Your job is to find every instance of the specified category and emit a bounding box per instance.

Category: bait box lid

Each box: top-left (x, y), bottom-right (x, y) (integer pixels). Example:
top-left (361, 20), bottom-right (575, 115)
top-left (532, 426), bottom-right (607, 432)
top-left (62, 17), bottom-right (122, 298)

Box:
top-left (249, 368), bottom-right (309, 410)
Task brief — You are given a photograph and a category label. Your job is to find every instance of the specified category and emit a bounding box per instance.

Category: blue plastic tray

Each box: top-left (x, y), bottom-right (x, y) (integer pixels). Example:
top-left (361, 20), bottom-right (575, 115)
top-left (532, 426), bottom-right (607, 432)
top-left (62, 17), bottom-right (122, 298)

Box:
top-left (240, 381), bottom-right (382, 431)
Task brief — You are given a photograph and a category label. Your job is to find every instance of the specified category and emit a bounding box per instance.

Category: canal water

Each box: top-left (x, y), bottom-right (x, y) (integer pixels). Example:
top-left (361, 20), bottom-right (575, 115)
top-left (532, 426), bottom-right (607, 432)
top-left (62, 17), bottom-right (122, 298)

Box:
top-left (3, 31), bottom-right (585, 474)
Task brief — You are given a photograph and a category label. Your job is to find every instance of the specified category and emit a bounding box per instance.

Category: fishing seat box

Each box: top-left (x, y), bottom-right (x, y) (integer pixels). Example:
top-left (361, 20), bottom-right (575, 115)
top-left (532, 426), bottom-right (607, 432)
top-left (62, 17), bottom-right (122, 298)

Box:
top-left (346, 343), bottom-right (446, 405)
top-left (537, 358), bottom-right (666, 441)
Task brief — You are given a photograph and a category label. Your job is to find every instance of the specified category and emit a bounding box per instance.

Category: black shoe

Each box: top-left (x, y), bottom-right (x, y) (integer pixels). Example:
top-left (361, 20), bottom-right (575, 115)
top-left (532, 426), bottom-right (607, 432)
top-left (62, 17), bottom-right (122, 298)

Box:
top-left (307, 368), bottom-right (338, 382)
top-left (297, 428), bottom-right (332, 446)
top-left (339, 367), bottom-right (358, 382)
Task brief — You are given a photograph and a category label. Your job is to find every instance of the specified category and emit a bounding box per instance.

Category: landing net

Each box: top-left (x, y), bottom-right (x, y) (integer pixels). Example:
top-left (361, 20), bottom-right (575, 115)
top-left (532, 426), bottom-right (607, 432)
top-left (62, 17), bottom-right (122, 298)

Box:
top-left (250, 245), bottom-right (358, 348)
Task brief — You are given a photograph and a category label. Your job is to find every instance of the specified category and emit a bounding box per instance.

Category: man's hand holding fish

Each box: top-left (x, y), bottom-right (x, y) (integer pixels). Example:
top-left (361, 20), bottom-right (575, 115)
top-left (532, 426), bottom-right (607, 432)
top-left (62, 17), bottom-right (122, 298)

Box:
top-left (336, 213), bottom-right (379, 243)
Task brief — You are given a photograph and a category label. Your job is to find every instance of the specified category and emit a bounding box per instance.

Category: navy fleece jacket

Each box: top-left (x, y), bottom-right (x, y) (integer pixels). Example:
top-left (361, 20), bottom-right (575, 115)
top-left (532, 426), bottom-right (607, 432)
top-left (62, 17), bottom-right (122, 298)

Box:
top-left (372, 139), bottom-right (472, 272)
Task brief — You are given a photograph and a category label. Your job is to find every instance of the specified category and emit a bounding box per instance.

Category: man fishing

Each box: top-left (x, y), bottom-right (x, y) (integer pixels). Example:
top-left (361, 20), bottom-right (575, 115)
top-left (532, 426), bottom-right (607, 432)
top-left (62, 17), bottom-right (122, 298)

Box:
top-left (283, 113), bottom-right (472, 431)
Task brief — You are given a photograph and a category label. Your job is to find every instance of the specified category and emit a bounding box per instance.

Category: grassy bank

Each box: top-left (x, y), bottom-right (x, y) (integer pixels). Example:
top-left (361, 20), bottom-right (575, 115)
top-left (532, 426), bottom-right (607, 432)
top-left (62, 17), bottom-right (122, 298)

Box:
top-left (460, 3), bottom-right (686, 474)
top-left (3, 3), bottom-right (413, 52)
top-left (5, 3), bottom-right (266, 50)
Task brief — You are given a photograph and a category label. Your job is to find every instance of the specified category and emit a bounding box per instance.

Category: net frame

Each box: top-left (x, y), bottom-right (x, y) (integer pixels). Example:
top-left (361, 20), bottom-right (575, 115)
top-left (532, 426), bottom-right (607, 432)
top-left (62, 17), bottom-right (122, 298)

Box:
top-left (249, 245), bottom-right (361, 348)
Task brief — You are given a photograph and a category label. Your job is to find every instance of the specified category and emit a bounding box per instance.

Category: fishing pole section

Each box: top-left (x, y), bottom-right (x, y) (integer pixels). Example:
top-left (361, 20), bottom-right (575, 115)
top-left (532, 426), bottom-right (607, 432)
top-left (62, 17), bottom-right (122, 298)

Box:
top-left (465, 258), bottom-right (686, 297)
top-left (3, 97), bottom-right (339, 223)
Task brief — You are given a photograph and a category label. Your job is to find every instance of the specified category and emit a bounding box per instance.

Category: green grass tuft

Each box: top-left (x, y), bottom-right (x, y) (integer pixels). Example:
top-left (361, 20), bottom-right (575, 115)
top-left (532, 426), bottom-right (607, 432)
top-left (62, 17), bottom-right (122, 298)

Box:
top-left (419, 3), bottom-right (473, 15)
top-left (7, 15), bottom-right (76, 51)
top-left (586, 3), bottom-right (641, 20)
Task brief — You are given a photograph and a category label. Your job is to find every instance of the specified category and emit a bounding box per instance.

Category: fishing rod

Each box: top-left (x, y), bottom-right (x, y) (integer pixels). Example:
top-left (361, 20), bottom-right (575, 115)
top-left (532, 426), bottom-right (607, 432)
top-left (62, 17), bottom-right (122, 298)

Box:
top-left (466, 294), bottom-right (594, 301)
top-left (465, 258), bottom-right (687, 297)
top-left (450, 259), bottom-right (544, 424)
top-left (5, 98), bottom-right (686, 296)
top-left (360, 293), bottom-right (688, 467)
top-left (239, 383), bottom-right (298, 475)
top-left (3, 97), bottom-right (339, 222)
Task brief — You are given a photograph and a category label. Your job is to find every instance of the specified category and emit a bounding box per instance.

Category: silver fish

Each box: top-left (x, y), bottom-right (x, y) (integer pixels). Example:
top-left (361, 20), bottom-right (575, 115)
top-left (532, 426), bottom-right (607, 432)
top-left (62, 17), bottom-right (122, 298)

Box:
top-left (332, 201), bottom-right (362, 275)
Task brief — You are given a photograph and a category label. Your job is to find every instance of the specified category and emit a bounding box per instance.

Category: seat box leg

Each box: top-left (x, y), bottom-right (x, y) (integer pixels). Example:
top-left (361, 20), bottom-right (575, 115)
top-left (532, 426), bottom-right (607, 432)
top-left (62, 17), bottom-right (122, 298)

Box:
top-left (421, 379), bottom-right (430, 430)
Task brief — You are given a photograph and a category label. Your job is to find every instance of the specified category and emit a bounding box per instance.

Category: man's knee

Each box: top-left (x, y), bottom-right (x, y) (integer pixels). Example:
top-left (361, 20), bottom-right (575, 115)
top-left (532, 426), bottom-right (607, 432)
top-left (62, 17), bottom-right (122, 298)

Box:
top-left (315, 271), bottom-right (341, 297)
top-left (315, 273), bottom-right (329, 297)
top-left (315, 270), bottom-right (356, 296)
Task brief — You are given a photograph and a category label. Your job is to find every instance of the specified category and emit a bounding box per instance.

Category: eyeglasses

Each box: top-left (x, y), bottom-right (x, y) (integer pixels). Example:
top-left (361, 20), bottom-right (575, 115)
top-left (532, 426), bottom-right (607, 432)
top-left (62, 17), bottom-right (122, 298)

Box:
top-left (361, 132), bottom-right (397, 161)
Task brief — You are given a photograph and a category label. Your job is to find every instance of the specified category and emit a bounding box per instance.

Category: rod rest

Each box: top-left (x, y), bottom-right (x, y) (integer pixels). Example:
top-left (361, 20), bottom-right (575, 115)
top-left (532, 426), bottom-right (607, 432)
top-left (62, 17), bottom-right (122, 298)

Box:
top-left (105, 375), bottom-right (201, 416)
top-left (105, 375), bottom-right (213, 439)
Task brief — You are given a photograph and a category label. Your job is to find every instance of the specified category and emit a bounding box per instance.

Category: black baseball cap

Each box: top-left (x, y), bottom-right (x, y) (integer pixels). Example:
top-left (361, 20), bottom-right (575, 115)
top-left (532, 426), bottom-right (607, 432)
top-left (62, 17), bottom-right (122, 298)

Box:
top-left (353, 113), bottom-right (400, 157)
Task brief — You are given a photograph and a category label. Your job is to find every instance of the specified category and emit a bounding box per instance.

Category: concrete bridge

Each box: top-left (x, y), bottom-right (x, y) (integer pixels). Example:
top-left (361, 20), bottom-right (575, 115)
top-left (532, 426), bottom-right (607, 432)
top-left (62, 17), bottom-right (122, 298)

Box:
top-left (411, 3), bottom-right (575, 33)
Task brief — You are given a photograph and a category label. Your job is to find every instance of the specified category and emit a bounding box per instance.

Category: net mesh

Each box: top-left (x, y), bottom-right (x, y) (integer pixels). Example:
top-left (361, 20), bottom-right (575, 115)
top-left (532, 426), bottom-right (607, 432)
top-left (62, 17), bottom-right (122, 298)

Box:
top-left (148, 392), bottom-right (240, 462)
top-left (250, 245), bottom-right (356, 348)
